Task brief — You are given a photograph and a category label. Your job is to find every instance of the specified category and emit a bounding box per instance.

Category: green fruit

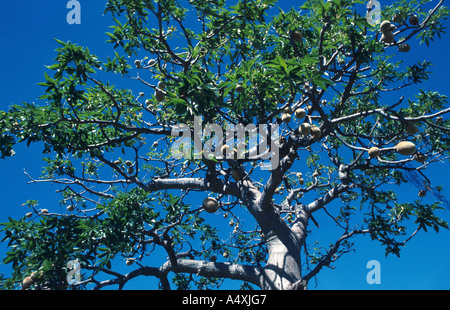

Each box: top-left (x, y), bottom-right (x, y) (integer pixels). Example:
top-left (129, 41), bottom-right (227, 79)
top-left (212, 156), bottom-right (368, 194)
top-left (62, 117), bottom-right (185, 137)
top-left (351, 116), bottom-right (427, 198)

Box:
top-left (67, 205), bottom-right (75, 212)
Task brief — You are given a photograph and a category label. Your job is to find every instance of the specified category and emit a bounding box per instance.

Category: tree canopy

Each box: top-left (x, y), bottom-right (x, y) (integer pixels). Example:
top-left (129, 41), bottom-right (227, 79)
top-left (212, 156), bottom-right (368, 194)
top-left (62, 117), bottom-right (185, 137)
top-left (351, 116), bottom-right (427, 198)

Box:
top-left (1, 0), bottom-right (450, 290)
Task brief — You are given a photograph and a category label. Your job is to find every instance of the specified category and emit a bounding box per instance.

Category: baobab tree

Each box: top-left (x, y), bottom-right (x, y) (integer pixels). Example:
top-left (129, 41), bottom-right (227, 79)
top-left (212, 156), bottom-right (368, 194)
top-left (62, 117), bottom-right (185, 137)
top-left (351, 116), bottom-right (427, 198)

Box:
top-left (1, 0), bottom-right (449, 290)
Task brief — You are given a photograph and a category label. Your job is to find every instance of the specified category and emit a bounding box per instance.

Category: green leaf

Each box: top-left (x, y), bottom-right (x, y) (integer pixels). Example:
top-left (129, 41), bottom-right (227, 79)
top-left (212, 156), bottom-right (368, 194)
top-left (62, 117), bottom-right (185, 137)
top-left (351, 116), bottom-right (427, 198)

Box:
top-left (54, 38), bottom-right (67, 46)
top-left (2, 253), bottom-right (16, 264)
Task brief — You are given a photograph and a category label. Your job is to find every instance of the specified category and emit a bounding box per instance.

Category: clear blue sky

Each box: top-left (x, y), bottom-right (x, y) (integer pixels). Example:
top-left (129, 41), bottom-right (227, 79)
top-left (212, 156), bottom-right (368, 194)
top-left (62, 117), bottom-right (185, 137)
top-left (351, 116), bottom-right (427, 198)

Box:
top-left (0, 0), bottom-right (449, 290)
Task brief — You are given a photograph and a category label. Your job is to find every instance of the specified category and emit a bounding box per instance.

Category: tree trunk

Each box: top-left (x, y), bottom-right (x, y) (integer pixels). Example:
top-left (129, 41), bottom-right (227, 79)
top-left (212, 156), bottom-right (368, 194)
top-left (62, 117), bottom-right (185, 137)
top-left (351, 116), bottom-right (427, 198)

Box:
top-left (239, 181), bottom-right (307, 290)
top-left (259, 236), bottom-right (303, 290)
top-left (257, 209), bottom-right (309, 290)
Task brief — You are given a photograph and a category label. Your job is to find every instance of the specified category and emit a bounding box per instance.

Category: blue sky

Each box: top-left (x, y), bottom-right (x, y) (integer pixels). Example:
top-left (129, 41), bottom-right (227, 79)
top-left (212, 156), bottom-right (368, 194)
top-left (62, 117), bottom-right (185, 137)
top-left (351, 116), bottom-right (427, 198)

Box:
top-left (0, 0), bottom-right (449, 290)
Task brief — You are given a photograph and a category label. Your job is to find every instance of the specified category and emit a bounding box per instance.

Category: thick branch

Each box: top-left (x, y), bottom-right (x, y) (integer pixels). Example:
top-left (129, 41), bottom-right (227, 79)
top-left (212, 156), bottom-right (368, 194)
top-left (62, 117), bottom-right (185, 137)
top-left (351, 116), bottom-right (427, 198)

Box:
top-left (168, 259), bottom-right (262, 287)
top-left (92, 259), bottom-right (262, 289)
top-left (331, 106), bottom-right (450, 126)
top-left (143, 176), bottom-right (240, 198)
top-left (307, 183), bottom-right (356, 213)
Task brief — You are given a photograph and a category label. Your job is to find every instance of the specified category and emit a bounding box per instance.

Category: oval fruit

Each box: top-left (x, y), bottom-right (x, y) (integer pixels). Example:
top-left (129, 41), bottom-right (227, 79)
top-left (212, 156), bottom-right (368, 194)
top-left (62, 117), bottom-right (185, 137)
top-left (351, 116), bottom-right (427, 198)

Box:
top-left (155, 90), bottom-right (165, 102)
top-left (368, 147), bottom-right (380, 158)
top-left (284, 106), bottom-right (293, 114)
top-left (157, 81), bottom-right (166, 90)
top-left (22, 276), bottom-right (34, 289)
top-left (418, 189), bottom-right (426, 197)
top-left (281, 113), bottom-right (292, 123)
top-left (299, 123), bottom-right (311, 136)
top-left (414, 153), bottom-right (427, 163)
top-left (290, 30), bottom-right (303, 43)
top-left (203, 197), bottom-right (219, 213)
top-left (395, 141), bottom-right (416, 155)
top-left (409, 14), bottom-right (419, 26)
top-left (294, 108), bottom-right (306, 119)
top-left (398, 44), bottom-right (411, 52)
top-left (405, 122), bottom-right (419, 135)
top-left (310, 126), bottom-right (322, 139)
top-left (380, 20), bottom-right (392, 33)
top-left (381, 31), bottom-right (395, 43)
